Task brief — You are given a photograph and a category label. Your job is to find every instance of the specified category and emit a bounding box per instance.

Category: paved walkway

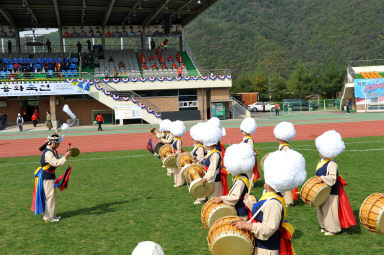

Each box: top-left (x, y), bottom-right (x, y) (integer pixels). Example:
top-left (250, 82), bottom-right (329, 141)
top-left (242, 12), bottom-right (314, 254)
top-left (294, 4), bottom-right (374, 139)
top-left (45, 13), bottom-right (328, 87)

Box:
top-left (1, 112), bottom-right (384, 158)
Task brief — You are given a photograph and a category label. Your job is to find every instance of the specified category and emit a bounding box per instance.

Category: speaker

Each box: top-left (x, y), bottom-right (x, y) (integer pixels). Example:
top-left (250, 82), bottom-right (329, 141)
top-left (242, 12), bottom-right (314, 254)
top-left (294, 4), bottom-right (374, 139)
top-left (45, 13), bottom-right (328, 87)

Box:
top-left (164, 14), bottom-right (171, 34)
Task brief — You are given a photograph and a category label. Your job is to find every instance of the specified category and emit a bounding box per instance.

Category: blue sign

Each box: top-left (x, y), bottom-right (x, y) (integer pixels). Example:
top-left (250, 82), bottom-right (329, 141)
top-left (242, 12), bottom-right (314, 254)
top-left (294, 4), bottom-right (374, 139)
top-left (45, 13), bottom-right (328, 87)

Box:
top-left (354, 78), bottom-right (384, 98)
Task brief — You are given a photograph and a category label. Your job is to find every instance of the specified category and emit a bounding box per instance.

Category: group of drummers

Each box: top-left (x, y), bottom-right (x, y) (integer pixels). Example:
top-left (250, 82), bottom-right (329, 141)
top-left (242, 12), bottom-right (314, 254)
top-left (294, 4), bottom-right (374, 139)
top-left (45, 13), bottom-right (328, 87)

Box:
top-left (148, 117), bottom-right (382, 255)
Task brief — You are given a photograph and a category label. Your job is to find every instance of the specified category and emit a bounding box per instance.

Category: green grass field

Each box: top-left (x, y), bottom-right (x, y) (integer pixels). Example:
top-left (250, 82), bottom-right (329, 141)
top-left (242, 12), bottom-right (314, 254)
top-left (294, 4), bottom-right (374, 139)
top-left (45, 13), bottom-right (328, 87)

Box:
top-left (1, 136), bottom-right (384, 255)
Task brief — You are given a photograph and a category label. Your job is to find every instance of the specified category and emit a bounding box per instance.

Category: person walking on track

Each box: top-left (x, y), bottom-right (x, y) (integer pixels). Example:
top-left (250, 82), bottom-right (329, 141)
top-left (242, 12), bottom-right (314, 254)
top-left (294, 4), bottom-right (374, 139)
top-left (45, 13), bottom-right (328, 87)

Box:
top-left (95, 113), bottom-right (104, 131)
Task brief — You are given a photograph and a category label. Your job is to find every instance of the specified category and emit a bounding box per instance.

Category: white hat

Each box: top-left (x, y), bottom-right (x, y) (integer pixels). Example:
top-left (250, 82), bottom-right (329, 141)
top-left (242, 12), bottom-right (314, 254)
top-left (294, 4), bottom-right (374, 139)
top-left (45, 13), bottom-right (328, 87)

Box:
top-left (207, 117), bottom-right (226, 137)
top-left (131, 241), bottom-right (164, 255)
top-left (159, 119), bottom-right (171, 132)
top-left (315, 130), bottom-right (345, 159)
top-left (47, 134), bottom-right (64, 144)
top-left (264, 150), bottom-right (307, 192)
top-left (170, 120), bottom-right (186, 137)
top-left (190, 123), bottom-right (204, 143)
top-left (273, 122), bottom-right (296, 142)
top-left (240, 117), bottom-right (258, 135)
top-left (224, 143), bottom-right (255, 176)
top-left (200, 123), bottom-right (222, 146)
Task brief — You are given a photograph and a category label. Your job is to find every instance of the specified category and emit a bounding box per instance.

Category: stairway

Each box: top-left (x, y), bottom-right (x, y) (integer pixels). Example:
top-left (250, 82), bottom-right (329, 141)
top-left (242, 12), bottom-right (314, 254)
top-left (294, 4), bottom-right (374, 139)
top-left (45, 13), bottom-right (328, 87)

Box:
top-left (179, 52), bottom-right (199, 76)
top-left (88, 86), bottom-right (160, 124)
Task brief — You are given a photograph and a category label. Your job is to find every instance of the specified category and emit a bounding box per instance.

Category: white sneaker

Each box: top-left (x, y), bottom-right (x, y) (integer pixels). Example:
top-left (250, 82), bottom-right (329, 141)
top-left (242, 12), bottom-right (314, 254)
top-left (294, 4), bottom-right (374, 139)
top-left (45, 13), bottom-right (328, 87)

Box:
top-left (324, 231), bottom-right (335, 236)
top-left (45, 218), bottom-right (60, 222)
top-left (320, 228), bottom-right (325, 233)
top-left (194, 200), bottom-right (203, 205)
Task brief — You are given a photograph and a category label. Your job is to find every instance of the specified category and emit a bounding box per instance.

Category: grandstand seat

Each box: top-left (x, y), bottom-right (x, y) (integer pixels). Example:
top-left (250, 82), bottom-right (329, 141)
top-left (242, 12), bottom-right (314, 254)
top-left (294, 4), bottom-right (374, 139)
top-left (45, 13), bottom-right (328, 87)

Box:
top-left (71, 58), bottom-right (78, 63)
top-left (70, 63), bottom-right (77, 71)
top-left (72, 70), bottom-right (77, 77)
top-left (7, 65), bottom-right (13, 71)
top-left (0, 71), bottom-right (5, 79)
top-left (47, 70), bottom-right (54, 78)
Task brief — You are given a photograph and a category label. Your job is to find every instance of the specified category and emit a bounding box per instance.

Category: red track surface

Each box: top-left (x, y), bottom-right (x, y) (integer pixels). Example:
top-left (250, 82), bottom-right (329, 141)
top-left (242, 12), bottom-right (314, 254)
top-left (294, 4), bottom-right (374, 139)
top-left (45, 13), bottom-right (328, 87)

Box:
top-left (1, 120), bottom-right (384, 158)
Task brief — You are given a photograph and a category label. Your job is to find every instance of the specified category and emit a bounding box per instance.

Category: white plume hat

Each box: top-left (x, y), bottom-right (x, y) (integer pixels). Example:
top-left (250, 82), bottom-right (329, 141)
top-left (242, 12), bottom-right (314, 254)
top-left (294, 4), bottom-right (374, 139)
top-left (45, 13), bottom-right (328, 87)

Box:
top-left (159, 119), bottom-right (171, 132)
top-left (190, 123), bottom-right (205, 143)
top-left (264, 150), bottom-right (307, 192)
top-left (200, 123), bottom-right (222, 146)
top-left (208, 117), bottom-right (221, 128)
top-left (170, 120), bottom-right (186, 137)
top-left (273, 121), bottom-right (296, 141)
top-left (315, 130), bottom-right (345, 159)
top-left (240, 117), bottom-right (258, 135)
top-left (224, 143), bottom-right (255, 176)
top-left (131, 241), bottom-right (164, 255)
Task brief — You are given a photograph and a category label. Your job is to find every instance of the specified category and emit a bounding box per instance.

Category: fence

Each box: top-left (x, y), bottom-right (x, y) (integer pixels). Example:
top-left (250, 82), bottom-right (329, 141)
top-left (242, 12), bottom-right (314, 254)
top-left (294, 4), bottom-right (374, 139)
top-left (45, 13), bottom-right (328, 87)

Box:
top-left (265, 99), bottom-right (343, 115)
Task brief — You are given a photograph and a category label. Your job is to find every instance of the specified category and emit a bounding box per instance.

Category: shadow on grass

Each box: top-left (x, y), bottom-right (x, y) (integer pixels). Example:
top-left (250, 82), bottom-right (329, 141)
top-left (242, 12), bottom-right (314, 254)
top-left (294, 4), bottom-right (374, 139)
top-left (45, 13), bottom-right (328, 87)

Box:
top-left (342, 210), bottom-right (361, 234)
top-left (60, 198), bottom-right (149, 219)
top-left (294, 229), bottom-right (303, 239)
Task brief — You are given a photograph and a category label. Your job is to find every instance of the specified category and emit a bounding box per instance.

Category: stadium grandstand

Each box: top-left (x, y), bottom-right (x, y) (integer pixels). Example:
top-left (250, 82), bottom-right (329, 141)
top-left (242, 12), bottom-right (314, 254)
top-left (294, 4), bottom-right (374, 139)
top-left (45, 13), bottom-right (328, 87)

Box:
top-left (0, 0), bottom-right (247, 127)
top-left (342, 59), bottom-right (384, 112)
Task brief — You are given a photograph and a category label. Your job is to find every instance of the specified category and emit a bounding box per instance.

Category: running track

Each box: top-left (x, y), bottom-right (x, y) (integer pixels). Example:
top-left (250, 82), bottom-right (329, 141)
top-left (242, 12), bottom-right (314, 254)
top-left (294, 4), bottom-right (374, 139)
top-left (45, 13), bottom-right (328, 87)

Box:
top-left (1, 120), bottom-right (384, 158)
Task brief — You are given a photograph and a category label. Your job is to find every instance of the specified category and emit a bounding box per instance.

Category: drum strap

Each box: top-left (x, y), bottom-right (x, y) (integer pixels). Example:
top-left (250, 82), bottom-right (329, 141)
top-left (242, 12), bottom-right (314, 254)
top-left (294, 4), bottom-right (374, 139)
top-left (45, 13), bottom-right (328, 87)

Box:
top-left (279, 142), bottom-right (291, 151)
top-left (316, 158), bottom-right (331, 170)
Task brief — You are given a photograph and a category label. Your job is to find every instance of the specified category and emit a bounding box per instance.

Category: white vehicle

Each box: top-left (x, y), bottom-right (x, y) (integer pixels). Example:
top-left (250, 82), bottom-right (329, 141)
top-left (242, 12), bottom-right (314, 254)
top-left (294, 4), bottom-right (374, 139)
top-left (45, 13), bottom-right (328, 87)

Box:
top-left (248, 102), bottom-right (274, 112)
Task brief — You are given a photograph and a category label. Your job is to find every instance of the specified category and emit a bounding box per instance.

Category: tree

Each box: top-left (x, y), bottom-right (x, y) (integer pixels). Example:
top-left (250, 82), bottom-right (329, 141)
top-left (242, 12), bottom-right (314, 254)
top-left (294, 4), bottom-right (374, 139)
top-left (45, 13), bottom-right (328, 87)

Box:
top-left (287, 63), bottom-right (315, 98)
top-left (269, 72), bottom-right (288, 101)
top-left (231, 74), bottom-right (253, 93)
top-left (320, 63), bottom-right (345, 98)
top-left (251, 73), bottom-right (269, 100)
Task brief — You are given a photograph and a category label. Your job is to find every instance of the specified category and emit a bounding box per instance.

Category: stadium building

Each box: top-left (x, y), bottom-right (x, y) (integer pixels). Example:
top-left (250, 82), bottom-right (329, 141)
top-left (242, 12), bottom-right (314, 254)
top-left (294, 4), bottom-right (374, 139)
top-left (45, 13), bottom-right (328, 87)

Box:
top-left (0, 0), bottom-right (248, 127)
top-left (342, 60), bottom-right (384, 112)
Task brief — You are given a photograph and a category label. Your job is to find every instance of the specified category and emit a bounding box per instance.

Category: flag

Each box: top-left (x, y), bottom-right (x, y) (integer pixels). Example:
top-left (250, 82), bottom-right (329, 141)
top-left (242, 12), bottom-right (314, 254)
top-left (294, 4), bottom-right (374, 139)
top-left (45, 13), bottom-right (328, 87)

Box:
top-left (54, 164), bottom-right (72, 191)
top-left (147, 139), bottom-right (154, 154)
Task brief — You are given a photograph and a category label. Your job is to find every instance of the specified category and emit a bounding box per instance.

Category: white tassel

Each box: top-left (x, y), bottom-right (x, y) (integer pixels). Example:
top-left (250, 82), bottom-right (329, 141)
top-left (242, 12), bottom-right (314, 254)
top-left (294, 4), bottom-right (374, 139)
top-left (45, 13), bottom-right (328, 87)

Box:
top-left (60, 123), bottom-right (69, 130)
top-left (63, 104), bottom-right (76, 119)
top-left (222, 127), bottom-right (226, 137)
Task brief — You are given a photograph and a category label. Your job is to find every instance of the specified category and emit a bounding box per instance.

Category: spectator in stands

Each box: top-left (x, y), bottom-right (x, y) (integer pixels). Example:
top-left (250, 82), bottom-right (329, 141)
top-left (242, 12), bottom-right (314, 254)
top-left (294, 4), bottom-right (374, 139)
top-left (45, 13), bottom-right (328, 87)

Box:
top-left (13, 62), bottom-right (20, 70)
top-left (168, 55), bottom-right (173, 62)
top-left (151, 39), bottom-right (156, 50)
top-left (41, 67), bottom-right (46, 73)
top-left (163, 39), bottom-right (168, 49)
top-left (158, 54), bottom-right (165, 64)
top-left (151, 63), bottom-right (158, 70)
top-left (119, 61), bottom-right (125, 69)
top-left (155, 46), bottom-right (161, 54)
top-left (171, 63), bottom-right (177, 69)
top-left (28, 62), bottom-right (33, 72)
top-left (161, 64), bottom-right (167, 70)
top-left (16, 113), bottom-right (24, 132)
top-left (109, 56), bottom-right (114, 63)
top-left (104, 67), bottom-right (110, 78)
top-left (149, 55), bottom-right (155, 62)
top-left (87, 39), bottom-right (92, 52)
top-left (95, 113), bottom-right (104, 131)
top-left (142, 64), bottom-right (148, 70)
top-left (95, 59), bottom-right (100, 68)
top-left (46, 39), bottom-right (52, 53)
top-left (113, 66), bottom-right (119, 78)
top-left (21, 61), bottom-right (27, 70)
top-left (7, 40), bottom-right (11, 53)
top-left (121, 26), bottom-right (128, 36)
top-left (43, 61), bottom-right (48, 70)
top-left (275, 103), bottom-right (280, 116)
top-left (128, 26), bottom-right (135, 36)
top-left (140, 54), bottom-right (146, 64)
top-left (77, 41), bottom-right (82, 54)
top-left (11, 68), bottom-right (15, 74)
top-left (177, 66), bottom-right (182, 78)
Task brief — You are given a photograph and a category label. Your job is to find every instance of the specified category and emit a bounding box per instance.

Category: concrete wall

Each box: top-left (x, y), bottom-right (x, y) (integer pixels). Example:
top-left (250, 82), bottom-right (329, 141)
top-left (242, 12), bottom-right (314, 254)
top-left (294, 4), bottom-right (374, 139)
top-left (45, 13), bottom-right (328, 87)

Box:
top-left (144, 96), bottom-right (179, 112)
top-left (211, 88), bottom-right (229, 102)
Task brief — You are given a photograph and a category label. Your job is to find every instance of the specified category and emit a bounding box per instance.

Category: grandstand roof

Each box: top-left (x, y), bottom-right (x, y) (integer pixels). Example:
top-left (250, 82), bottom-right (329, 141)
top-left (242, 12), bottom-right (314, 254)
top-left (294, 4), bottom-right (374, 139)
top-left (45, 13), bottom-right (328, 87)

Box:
top-left (0, 0), bottom-right (218, 28)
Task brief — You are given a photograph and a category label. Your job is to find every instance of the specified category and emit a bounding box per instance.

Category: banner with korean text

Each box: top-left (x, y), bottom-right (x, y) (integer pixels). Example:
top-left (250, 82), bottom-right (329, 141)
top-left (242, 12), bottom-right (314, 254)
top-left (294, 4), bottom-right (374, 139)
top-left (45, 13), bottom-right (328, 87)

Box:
top-left (0, 82), bottom-right (90, 97)
top-left (354, 78), bottom-right (384, 99)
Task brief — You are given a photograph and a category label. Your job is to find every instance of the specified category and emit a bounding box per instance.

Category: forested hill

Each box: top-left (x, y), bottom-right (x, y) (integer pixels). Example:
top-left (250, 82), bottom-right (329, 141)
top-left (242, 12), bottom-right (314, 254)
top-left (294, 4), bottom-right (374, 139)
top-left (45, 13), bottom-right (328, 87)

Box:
top-left (184, 0), bottom-right (384, 97)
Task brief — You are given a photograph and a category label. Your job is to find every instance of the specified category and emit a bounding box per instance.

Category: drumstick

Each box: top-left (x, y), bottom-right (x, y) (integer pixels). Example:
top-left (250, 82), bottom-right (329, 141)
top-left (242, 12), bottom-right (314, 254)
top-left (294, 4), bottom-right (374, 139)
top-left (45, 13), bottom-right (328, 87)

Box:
top-left (247, 173), bottom-right (255, 195)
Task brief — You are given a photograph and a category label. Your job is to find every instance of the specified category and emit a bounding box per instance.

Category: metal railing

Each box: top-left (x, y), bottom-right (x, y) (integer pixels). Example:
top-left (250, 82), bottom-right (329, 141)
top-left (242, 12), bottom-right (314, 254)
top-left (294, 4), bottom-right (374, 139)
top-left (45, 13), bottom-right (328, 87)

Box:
top-left (229, 95), bottom-right (250, 118)
top-left (184, 43), bottom-right (202, 74)
top-left (81, 72), bottom-right (161, 113)
top-left (347, 59), bottom-right (384, 67)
